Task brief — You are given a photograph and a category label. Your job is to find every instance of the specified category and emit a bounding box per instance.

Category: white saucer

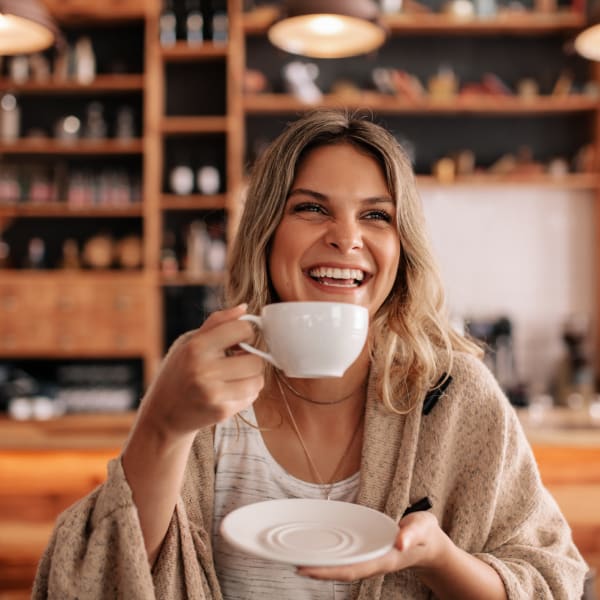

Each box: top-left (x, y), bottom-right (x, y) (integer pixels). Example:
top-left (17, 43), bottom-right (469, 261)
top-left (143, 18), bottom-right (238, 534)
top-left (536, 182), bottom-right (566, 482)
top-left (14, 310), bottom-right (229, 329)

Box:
top-left (220, 499), bottom-right (398, 567)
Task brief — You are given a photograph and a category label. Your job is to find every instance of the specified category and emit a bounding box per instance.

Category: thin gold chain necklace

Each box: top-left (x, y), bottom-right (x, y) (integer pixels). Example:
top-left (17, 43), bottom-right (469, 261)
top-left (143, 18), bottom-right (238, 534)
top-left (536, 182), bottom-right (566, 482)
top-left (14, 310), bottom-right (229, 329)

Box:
top-left (274, 375), bottom-right (364, 501)
top-left (274, 369), bottom-right (360, 406)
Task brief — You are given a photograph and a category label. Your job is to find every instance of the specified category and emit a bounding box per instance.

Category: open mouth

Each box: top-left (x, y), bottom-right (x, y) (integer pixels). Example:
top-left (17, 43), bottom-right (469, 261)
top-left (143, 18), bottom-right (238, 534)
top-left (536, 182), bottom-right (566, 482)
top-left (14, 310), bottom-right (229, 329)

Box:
top-left (307, 266), bottom-right (369, 288)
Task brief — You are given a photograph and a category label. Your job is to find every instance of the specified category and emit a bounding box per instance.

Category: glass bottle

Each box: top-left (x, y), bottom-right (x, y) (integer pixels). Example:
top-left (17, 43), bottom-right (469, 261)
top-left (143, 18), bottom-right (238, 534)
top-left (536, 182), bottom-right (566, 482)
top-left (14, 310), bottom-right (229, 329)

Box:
top-left (186, 0), bottom-right (204, 44)
top-left (160, 0), bottom-right (178, 46)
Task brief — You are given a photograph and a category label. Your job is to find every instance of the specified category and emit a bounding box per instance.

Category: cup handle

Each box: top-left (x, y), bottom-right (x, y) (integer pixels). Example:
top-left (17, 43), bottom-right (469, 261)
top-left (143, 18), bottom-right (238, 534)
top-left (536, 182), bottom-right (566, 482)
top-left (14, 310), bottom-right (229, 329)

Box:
top-left (238, 314), bottom-right (279, 367)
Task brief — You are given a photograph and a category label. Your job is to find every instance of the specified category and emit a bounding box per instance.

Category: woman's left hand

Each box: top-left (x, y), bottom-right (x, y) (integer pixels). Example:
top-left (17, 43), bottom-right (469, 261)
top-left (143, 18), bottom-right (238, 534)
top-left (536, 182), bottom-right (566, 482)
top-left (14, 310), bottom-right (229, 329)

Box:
top-left (296, 511), bottom-right (446, 582)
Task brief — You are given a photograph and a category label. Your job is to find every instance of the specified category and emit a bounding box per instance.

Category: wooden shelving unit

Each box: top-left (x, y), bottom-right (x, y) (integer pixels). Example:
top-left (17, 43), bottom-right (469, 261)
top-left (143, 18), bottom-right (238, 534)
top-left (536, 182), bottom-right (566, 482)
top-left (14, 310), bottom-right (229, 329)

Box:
top-left (1, 2), bottom-right (599, 597)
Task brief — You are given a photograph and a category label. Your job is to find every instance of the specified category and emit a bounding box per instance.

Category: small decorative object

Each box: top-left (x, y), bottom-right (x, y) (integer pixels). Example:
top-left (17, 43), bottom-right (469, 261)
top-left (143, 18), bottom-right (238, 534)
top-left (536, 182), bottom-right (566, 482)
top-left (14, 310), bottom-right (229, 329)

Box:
top-left (380, 0), bottom-right (403, 13)
top-left (160, 0), bottom-right (177, 46)
top-left (547, 157), bottom-right (569, 177)
top-left (428, 66), bottom-right (459, 100)
top-left (9, 55), bottom-right (29, 83)
top-left (186, 0), bottom-right (204, 44)
top-left (433, 157), bottom-right (456, 183)
top-left (74, 37), bottom-right (96, 84)
top-left (572, 144), bottom-right (596, 173)
top-left (55, 115), bottom-right (81, 142)
top-left (282, 61), bottom-right (322, 105)
top-left (517, 78), bottom-right (539, 100)
top-left (212, 10), bottom-right (228, 43)
top-left (169, 164), bottom-right (194, 195)
top-left (84, 102), bottom-right (107, 139)
top-left (29, 53), bottom-right (51, 82)
top-left (186, 220), bottom-right (210, 276)
top-left (535, 0), bottom-right (557, 13)
top-left (115, 106), bottom-right (136, 140)
top-left (330, 79), bottom-right (362, 99)
top-left (474, 0), bottom-right (496, 18)
top-left (196, 165), bottom-right (221, 195)
top-left (488, 153), bottom-right (517, 175)
top-left (0, 93), bottom-right (21, 143)
top-left (454, 149), bottom-right (476, 176)
top-left (443, 0), bottom-right (475, 18)
top-left (24, 237), bottom-right (46, 269)
top-left (243, 69), bottom-right (269, 94)
top-left (61, 238), bottom-right (80, 270)
top-left (82, 234), bottom-right (114, 269)
top-left (481, 73), bottom-right (513, 95)
top-left (116, 235), bottom-right (143, 270)
top-left (552, 70), bottom-right (573, 97)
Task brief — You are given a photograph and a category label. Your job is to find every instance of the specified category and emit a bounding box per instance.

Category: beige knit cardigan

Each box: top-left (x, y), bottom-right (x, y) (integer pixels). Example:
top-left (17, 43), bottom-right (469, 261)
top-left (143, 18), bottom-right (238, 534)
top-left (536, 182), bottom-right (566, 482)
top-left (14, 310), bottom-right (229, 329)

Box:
top-left (33, 353), bottom-right (588, 599)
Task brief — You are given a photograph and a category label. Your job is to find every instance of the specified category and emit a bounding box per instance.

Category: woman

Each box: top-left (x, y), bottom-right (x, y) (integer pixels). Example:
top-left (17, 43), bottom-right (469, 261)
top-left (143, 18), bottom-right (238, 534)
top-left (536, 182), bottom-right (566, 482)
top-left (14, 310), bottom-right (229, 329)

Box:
top-left (34, 110), bottom-right (587, 599)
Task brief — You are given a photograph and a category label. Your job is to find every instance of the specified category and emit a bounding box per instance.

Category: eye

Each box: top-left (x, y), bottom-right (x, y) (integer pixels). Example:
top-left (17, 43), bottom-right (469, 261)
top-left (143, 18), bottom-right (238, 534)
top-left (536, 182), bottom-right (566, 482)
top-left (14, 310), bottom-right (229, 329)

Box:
top-left (292, 202), bottom-right (327, 215)
top-left (363, 209), bottom-right (393, 223)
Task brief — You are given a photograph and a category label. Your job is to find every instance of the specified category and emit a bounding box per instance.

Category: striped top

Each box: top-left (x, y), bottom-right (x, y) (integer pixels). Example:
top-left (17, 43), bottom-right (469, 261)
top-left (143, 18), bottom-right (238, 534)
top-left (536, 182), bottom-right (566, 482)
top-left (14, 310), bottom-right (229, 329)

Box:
top-left (212, 406), bottom-right (360, 600)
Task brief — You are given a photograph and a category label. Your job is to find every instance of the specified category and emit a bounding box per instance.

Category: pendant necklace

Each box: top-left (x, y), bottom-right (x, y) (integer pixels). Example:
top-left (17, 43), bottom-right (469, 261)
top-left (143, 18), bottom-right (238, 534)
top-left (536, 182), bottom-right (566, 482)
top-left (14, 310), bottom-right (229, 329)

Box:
top-left (274, 369), bottom-right (360, 406)
top-left (274, 374), bottom-right (364, 501)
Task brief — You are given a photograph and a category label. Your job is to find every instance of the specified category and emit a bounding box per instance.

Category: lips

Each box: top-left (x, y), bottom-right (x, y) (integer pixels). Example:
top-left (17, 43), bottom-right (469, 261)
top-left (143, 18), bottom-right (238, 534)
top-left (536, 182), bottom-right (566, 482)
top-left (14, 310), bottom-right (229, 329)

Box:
top-left (307, 265), bottom-right (369, 287)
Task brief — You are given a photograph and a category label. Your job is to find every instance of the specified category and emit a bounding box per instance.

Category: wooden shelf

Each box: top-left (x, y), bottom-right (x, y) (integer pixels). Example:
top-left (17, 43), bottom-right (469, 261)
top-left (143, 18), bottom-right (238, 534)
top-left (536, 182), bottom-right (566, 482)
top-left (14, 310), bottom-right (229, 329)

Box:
top-left (0, 269), bottom-right (146, 280)
top-left (161, 272), bottom-right (225, 286)
top-left (0, 74), bottom-right (144, 95)
top-left (160, 42), bottom-right (228, 62)
top-left (416, 173), bottom-right (600, 189)
top-left (0, 139), bottom-right (144, 155)
top-left (382, 11), bottom-right (585, 34)
top-left (161, 194), bottom-right (227, 210)
top-left (243, 8), bottom-right (585, 35)
top-left (243, 93), bottom-right (599, 115)
top-left (0, 203), bottom-right (143, 218)
top-left (161, 116), bottom-right (228, 134)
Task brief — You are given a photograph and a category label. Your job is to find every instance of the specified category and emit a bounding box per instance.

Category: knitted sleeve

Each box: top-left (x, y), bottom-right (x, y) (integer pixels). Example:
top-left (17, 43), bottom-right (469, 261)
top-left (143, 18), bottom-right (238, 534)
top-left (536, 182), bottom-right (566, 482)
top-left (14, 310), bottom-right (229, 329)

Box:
top-left (460, 357), bottom-right (588, 599)
top-left (31, 456), bottom-right (213, 600)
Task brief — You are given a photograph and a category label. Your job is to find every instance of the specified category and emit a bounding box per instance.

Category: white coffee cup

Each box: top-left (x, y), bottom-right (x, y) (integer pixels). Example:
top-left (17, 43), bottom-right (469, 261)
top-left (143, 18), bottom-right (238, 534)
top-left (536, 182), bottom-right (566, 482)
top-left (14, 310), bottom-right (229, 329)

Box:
top-left (239, 301), bottom-right (369, 378)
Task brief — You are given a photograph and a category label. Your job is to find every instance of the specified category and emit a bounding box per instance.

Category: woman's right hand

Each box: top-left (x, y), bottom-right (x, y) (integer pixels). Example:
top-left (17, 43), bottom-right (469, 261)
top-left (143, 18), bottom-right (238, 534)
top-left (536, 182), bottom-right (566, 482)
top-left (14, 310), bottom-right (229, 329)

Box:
top-left (138, 303), bottom-right (265, 440)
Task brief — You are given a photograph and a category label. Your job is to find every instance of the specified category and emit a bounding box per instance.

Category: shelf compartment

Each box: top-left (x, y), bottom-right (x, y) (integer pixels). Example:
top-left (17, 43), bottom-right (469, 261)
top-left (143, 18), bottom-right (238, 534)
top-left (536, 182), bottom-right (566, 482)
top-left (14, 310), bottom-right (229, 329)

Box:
top-left (0, 75), bottom-right (144, 95)
top-left (243, 93), bottom-right (599, 116)
top-left (161, 194), bottom-right (227, 210)
top-left (0, 140), bottom-right (144, 155)
top-left (0, 203), bottom-right (143, 218)
top-left (161, 116), bottom-right (228, 134)
top-left (243, 9), bottom-right (585, 35)
top-left (160, 42), bottom-right (228, 62)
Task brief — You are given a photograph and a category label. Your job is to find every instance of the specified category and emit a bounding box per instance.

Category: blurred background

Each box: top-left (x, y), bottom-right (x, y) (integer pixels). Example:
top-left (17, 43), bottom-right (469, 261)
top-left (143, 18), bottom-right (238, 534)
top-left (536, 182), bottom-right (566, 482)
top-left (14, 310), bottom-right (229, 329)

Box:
top-left (0, 0), bottom-right (598, 597)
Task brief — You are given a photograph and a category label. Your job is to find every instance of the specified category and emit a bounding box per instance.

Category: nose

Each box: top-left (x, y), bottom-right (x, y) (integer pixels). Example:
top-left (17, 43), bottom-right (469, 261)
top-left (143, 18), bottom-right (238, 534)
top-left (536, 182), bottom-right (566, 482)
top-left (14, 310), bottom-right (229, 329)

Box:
top-left (324, 218), bottom-right (363, 253)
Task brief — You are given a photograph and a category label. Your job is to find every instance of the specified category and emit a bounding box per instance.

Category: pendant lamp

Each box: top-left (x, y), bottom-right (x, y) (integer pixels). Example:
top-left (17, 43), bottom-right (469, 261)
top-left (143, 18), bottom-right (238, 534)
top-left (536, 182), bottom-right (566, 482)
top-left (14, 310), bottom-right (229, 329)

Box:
top-left (268, 0), bottom-right (387, 59)
top-left (575, 25), bottom-right (600, 61)
top-left (0, 0), bottom-right (59, 55)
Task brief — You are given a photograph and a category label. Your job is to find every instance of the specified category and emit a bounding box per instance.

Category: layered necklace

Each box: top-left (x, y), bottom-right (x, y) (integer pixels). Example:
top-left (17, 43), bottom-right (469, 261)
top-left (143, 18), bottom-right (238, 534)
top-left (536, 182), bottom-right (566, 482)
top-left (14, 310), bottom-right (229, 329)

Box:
top-left (273, 372), bottom-right (365, 501)
top-left (274, 369), bottom-right (360, 406)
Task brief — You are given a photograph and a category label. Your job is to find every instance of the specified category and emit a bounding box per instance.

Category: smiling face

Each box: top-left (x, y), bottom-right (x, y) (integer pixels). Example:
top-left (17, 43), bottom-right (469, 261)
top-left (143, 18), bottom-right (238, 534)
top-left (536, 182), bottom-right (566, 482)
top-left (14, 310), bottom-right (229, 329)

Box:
top-left (268, 143), bottom-right (401, 317)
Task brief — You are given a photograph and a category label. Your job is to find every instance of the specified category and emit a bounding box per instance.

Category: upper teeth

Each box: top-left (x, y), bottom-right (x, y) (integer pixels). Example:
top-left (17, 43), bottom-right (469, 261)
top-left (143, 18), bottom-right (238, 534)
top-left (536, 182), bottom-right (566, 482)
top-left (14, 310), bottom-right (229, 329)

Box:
top-left (309, 267), bottom-right (365, 281)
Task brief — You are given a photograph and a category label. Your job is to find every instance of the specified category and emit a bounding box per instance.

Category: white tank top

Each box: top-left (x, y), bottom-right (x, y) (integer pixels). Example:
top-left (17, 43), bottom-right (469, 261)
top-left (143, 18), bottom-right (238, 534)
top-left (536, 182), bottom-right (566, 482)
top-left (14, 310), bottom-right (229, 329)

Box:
top-left (212, 406), bottom-right (360, 600)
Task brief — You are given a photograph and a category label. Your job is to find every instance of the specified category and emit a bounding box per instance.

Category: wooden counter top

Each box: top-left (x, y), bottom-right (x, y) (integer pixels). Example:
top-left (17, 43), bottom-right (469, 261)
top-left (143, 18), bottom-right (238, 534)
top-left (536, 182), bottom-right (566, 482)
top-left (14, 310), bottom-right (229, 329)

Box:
top-left (0, 413), bottom-right (136, 451)
top-left (517, 407), bottom-right (600, 447)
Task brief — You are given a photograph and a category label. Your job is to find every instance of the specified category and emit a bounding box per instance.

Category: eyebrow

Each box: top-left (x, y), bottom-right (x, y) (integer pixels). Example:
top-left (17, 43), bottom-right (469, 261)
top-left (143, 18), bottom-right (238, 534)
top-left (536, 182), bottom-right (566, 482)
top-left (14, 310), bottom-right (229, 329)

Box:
top-left (288, 187), bottom-right (394, 205)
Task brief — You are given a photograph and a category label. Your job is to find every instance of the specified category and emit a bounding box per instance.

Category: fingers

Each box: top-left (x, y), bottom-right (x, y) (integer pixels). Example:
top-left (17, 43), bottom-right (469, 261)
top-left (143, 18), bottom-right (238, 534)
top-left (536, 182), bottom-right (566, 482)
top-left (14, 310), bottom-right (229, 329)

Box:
top-left (297, 551), bottom-right (398, 582)
top-left (199, 303), bottom-right (248, 333)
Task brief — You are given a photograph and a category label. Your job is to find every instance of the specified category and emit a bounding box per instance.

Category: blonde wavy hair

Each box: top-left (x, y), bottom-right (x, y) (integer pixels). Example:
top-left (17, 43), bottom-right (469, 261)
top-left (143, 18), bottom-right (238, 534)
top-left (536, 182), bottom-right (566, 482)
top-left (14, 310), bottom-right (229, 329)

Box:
top-left (226, 109), bottom-right (482, 413)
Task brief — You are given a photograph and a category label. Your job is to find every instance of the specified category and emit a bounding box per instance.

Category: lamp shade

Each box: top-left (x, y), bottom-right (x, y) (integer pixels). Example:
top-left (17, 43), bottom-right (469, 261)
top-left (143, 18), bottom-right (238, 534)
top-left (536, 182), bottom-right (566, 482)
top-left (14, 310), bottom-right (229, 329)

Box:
top-left (575, 24), bottom-right (600, 61)
top-left (268, 0), bottom-right (387, 59)
top-left (0, 0), bottom-right (59, 55)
